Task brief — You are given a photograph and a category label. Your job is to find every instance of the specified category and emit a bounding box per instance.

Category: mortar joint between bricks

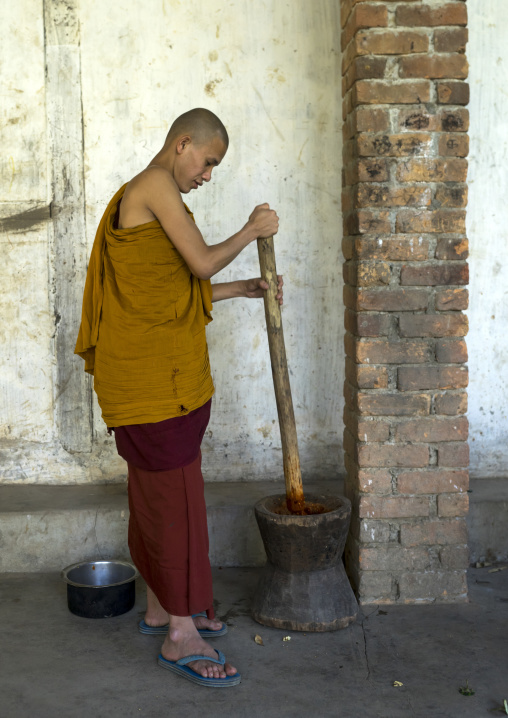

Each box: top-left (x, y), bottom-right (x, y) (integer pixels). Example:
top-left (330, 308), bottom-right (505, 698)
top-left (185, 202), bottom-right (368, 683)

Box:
top-left (389, 522), bottom-right (400, 543)
top-left (390, 469), bottom-right (398, 494)
top-left (429, 447), bottom-right (438, 466)
top-left (384, 56), bottom-right (400, 81)
top-left (429, 494), bottom-right (438, 519)
top-left (389, 260), bottom-right (401, 286)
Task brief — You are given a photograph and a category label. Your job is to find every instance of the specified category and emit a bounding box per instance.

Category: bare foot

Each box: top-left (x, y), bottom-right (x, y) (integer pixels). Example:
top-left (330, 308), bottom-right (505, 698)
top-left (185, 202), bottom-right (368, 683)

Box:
top-left (144, 586), bottom-right (170, 627)
top-left (192, 615), bottom-right (224, 633)
top-left (144, 585), bottom-right (225, 634)
top-left (161, 616), bottom-right (237, 679)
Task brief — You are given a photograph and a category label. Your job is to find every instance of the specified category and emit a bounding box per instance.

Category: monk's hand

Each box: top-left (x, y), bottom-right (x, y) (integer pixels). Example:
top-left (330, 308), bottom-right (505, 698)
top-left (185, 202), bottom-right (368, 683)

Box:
top-left (244, 275), bottom-right (283, 305)
top-left (247, 203), bottom-right (279, 239)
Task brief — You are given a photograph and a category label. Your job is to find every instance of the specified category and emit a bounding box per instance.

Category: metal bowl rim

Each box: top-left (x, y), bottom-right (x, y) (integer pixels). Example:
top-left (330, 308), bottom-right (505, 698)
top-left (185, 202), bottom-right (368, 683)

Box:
top-left (61, 560), bottom-right (139, 588)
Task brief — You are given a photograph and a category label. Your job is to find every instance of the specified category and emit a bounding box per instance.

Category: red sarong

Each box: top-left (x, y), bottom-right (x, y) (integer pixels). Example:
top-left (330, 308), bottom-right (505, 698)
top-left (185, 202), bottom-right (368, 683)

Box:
top-left (127, 451), bottom-right (214, 618)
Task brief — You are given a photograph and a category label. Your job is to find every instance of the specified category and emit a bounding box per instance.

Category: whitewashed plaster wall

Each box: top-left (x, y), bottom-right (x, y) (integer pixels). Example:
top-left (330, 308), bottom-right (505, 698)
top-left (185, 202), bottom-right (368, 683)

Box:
top-left (2, 0), bottom-right (507, 485)
top-left (467, 0), bottom-right (508, 478)
top-left (0, 0), bottom-right (343, 483)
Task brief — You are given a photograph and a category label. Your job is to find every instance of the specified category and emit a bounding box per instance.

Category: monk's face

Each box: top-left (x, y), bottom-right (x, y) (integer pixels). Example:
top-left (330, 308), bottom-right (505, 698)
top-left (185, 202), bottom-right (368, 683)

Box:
top-left (176, 135), bottom-right (227, 194)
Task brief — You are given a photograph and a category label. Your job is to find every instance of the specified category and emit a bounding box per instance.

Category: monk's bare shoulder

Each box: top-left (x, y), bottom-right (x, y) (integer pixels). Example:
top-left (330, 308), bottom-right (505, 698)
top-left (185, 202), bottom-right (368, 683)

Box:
top-left (119, 166), bottom-right (184, 228)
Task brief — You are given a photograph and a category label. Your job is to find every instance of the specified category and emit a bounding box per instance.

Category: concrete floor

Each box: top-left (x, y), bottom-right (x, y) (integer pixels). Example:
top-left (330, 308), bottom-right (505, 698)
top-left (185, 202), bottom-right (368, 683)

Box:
top-left (1, 566), bottom-right (507, 718)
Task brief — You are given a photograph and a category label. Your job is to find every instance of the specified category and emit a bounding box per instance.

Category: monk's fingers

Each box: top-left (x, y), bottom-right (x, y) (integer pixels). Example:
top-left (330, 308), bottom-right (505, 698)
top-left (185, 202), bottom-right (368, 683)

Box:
top-left (277, 274), bottom-right (284, 287)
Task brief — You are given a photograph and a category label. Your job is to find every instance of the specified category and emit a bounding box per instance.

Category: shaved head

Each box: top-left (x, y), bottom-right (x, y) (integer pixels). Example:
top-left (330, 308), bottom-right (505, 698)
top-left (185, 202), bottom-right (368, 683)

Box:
top-left (166, 108), bottom-right (229, 149)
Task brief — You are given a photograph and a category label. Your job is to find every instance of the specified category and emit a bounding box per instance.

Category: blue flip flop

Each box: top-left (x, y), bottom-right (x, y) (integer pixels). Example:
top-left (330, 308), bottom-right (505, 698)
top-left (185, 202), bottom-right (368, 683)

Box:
top-left (158, 649), bottom-right (241, 687)
top-left (138, 613), bottom-right (228, 638)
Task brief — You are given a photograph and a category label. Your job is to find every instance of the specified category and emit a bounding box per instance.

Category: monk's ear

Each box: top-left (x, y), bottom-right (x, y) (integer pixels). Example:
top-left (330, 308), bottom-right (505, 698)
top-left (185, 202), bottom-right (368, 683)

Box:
top-left (176, 135), bottom-right (192, 154)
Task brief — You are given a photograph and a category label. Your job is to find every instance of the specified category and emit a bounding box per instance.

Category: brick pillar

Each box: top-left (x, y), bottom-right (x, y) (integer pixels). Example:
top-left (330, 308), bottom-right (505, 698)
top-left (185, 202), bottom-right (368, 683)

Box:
top-left (341, 0), bottom-right (470, 603)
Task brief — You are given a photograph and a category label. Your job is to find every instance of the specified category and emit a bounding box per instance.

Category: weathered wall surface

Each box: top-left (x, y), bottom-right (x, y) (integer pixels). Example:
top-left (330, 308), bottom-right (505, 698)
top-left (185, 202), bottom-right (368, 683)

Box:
top-left (1, 0), bottom-right (507, 485)
top-left (0, 0), bottom-right (343, 483)
top-left (466, 0), bottom-right (508, 478)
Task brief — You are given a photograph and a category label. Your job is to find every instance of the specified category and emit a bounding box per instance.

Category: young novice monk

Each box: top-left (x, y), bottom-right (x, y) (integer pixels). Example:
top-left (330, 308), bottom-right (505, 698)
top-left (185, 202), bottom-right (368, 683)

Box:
top-left (75, 108), bottom-right (281, 687)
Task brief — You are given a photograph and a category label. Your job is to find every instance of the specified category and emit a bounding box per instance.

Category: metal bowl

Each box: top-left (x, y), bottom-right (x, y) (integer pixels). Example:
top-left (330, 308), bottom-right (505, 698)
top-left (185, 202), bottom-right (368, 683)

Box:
top-left (61, 560), bottom-right (139, 619)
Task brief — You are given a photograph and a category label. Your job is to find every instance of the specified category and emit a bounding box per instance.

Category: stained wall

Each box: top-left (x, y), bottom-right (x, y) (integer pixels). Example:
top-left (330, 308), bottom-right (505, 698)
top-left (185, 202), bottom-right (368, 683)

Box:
top-left (0, 0), bottom-right (343, 483)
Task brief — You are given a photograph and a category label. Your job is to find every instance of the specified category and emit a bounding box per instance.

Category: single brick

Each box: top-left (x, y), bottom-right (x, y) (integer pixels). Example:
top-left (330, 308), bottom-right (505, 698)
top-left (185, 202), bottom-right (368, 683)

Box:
top-left (342, 4), bottom-right (389, 51)
top-left (435, 338), bottom-right (468, 363)
top-left (440, 108), bottom-right (469, 132)
top-left (358, 158), bottom-right (391, 182)
top-left (345, 210), bottom-right (392, 235)
top-left (396, 209), bottom-right (466, 234)
top-left (399, 313), bottom-right (468, 337)
top-left (358, 468), bottom-right (393, 493)
top-left (346, 358), bottom-right (390, 389)
top-left (358, 133), bottom-right (432, 157)
top-left (399, 54), bottom-right (468, 80)
top-left (437, 81), bottom-right (470, 105)
top-left (397, 469), bottom-right (468, 494)
top-left (434, 28), bottom-right (468, 54)
top-left (355, 338), bottom-right (434, 364)
top-left (344, 412), bottom-right (390, 443)
top-left (400, 263), bottom-right (468, 286)
top-left (397, 109), bottom-right (434, 131)
top-left (358, 518), bottom-right (391, 543)
top-left (398, 365), bottom-right (468, 390)
top-left (349, 236), bottom-right (430, 260)
top-left (394, 416), bottom-right (469, 442)
top-left (342, 238), bottom-right (355, 261)
top-left (438, 442), bottom-right (469, 467)
top-left (354, 80), bottom-right (431, 105)
top-left (358, 392), bottom-right (431, 416)
top-left (345, 308), bottom-right (392, 336)
top-left (342, 188), bottom-right (354, 213)
top-left (400, 518), bottom-right (467, 546)
top-left (398, 570), bottom-right (467, 601)
top-left (439, 546), bottom-right (469, 570)
top-left (356, 571), bottom-right (394, 602)
top-left (434, 391), bottom-right (468, 415)
top-left (358, 418), bottom-right (391, 442)
top-left (360, 495), bottom-right (429, 519)
top-left (358, 443), bottom-right (429, 468)
top-left (343, 137), bottom-right (357, 163)
top-left (434, 184), bottom-right (468, 208)
top-left (437, 492), bottom-right (469, 517)
top-left (356, 184), bottom-right (432, 208)
top-left (356, 107), bottom-right (391, 133)
top-left (396, 3), bottom-right (467, 28)
top-left (343, 260), bottom-right (392, 286)
top-left (397, 158), bottom-right (468, 183)
top-left (356, 288), bottom-right (430, 312)
top-left (343, 56), bottom-right (388, 93)
top-left (439, 133), bottom-right (469, 158)
top-left (358, 29), bottom-right (429, 57)
top-left (343, 379), bottom-right (357, 413)
top-left (343, 426), bottom-right (358, 458)
top-left (359, 545), bottom-right (430, 571)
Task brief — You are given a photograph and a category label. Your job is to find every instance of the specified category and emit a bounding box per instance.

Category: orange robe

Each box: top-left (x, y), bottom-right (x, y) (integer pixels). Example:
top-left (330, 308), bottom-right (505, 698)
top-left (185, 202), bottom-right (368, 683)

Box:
top-left (74, 184), bottom-right (214, 426)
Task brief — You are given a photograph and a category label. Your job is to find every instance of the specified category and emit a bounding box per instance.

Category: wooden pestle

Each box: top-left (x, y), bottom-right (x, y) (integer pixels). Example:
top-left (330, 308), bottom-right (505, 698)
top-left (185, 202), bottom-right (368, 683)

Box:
top-left (257, 236), bottom-right (305, 515)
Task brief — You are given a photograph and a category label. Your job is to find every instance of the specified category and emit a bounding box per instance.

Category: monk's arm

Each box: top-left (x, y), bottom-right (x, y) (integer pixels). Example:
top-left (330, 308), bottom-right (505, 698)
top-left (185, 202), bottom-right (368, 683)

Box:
top-left (212, 276), bottom-right (283, 304)
top-left (144, 171), bottom-right (279, 281)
